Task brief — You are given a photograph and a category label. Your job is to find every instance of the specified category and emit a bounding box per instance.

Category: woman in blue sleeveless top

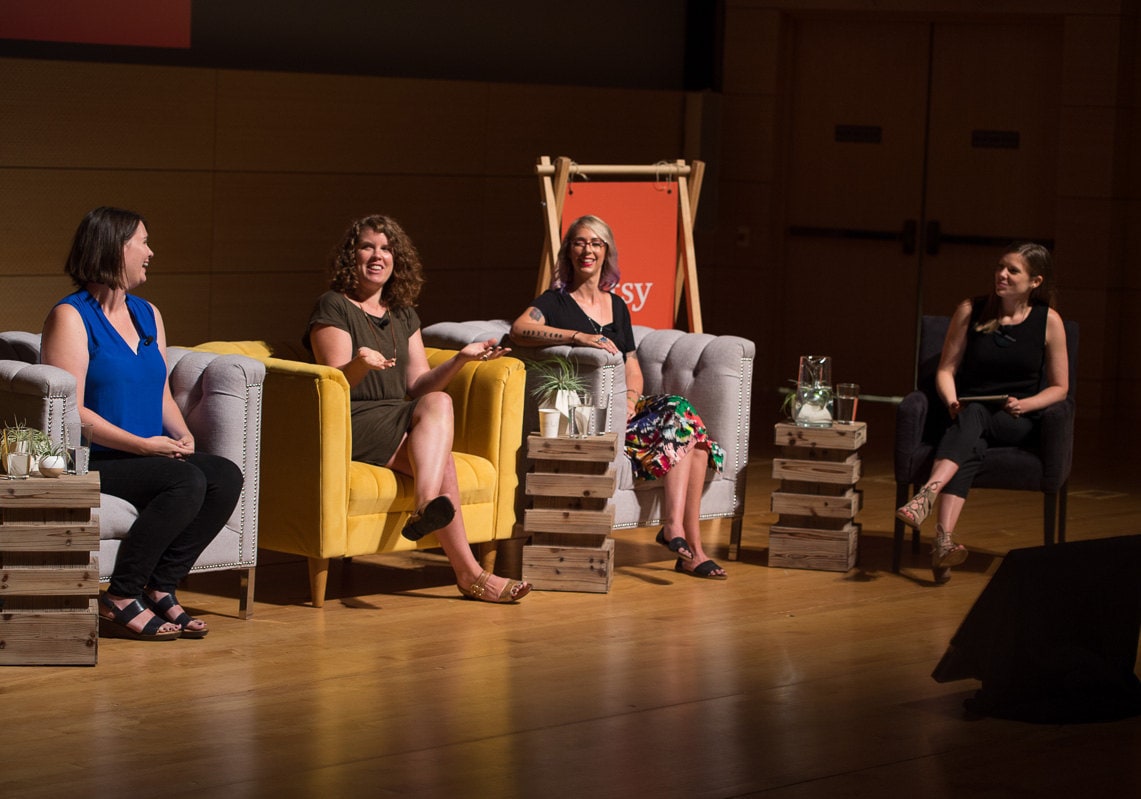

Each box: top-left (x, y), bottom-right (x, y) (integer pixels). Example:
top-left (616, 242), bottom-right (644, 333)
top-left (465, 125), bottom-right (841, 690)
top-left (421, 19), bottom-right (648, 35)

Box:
top-left (41, 208), bottom-right (243, 640)
top-left (895, 243), bottom-right (1069, 583)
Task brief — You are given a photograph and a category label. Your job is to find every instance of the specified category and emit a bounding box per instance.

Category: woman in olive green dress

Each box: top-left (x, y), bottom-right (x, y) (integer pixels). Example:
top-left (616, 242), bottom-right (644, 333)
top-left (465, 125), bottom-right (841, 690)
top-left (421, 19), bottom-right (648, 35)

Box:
top-left (306, 214), bottom-right (531, 603)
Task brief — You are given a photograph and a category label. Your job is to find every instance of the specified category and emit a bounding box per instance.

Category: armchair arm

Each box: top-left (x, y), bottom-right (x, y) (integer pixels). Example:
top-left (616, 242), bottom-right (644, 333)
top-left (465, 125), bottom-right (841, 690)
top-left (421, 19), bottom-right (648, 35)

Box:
top-left (167, 348), bottom-right (266, 567)
top-left (634, 330), bottom-right (755, 482)
top-left (894, 390), bottom-right (930, 483)
top-left (1037, 397), bottom-right (1075, 491)
top-left (0, 360), bottom-right (75, 444)
top-left (426, 350), bottom-right (527, 539)
top-left (256, 356), bottom-right (354, 559)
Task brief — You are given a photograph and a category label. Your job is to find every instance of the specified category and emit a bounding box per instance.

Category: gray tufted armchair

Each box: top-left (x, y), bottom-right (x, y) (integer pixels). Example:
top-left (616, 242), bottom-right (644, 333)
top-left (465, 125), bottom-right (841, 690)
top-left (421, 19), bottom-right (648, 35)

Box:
top-left (0, 331), bottom-right (265, 618)
top-left (422, 320), bottom-right (755, 558)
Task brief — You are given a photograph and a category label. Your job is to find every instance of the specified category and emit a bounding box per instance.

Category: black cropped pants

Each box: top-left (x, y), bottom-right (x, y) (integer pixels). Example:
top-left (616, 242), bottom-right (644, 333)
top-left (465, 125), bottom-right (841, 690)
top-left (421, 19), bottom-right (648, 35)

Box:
top-left (91, 451), bottom-right (243, 597)
top-left (934, 401), bottom-right (1035, 499)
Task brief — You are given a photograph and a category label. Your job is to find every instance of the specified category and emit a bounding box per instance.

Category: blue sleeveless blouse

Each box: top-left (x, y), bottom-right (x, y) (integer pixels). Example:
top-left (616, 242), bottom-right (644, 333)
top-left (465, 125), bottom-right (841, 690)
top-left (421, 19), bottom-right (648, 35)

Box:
top-left (59, 291), bottom-right (166, 447)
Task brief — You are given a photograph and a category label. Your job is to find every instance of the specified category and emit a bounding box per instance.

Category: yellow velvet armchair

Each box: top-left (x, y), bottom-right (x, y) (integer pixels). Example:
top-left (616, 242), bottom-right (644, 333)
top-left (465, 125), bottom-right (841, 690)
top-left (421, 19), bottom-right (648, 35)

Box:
top-left (192, 340), bottom-right (526, 607)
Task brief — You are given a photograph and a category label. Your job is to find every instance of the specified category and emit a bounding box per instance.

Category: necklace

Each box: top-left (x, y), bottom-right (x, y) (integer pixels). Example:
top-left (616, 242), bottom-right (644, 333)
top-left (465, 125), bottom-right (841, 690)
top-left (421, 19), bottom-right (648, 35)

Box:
top-left (569, 291), bottom-right (606, 334)
top-left (347, 295), bottom-right (399, 359)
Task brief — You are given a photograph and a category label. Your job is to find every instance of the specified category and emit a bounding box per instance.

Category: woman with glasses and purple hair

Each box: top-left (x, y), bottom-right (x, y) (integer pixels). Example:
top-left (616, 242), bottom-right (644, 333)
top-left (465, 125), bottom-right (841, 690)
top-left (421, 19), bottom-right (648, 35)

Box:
top-left (510, 214), bottom-right (728, 580)
top-left (895, 242), bottom-right (1069, 583)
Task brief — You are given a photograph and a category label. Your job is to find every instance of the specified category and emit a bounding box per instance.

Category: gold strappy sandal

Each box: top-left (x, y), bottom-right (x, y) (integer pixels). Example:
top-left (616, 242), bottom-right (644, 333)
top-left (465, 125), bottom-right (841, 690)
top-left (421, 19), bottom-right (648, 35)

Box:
top-left (458, 570), bottom-right (532, 603)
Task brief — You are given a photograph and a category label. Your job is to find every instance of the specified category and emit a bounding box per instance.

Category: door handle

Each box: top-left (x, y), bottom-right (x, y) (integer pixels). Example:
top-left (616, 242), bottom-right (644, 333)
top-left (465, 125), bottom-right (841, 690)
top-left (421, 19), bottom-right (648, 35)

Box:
top-left (925, 220), bottom-right (1054, 255)
top-left (788, 219), bottom-right (917, 255)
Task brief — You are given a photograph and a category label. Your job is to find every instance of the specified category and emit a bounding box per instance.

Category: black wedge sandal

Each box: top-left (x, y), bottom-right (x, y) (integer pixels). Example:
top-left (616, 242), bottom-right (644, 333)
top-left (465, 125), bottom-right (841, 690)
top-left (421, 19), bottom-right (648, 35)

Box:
top-left (98, 594), bottom-right (182, 642)
top-left (145, 591), bottom-right (209, 639)
top-left (402, 496), bottom-right (456, 541)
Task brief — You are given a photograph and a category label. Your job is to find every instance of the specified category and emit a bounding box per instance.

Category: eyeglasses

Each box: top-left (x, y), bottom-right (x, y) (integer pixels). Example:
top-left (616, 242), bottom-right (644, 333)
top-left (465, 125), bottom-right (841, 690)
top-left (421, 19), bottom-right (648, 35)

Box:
top-left (570, 238), bottom-right (607, 251)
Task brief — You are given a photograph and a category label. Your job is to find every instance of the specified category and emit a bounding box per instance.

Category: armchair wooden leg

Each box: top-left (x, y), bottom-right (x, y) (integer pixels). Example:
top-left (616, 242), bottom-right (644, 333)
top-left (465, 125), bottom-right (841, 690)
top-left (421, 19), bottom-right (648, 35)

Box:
top-left (238, 567), bottom-right (255, 620)
top-left (892, 483), bottom-right (909, 573)
top-left (1058, 481), bottom-right (1069, 543)
top-left (1043, 491), bottom-right (1058, 546)
top-left (727, 515), bottom-right (743, 561)
top-left (308, 557), bottom-right (330, 608)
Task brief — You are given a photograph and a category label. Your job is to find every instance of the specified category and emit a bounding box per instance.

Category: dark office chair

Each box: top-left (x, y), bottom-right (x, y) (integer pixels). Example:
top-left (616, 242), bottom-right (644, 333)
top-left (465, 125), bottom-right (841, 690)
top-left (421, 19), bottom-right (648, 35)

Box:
top-left (892, 315), bottom-right (1079, 572)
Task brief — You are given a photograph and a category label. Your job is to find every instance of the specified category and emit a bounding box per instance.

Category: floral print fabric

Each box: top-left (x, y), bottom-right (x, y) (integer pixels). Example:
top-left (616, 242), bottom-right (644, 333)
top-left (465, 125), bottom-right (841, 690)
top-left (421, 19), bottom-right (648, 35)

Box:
top-left (626, 394), bottom-right (725, 481)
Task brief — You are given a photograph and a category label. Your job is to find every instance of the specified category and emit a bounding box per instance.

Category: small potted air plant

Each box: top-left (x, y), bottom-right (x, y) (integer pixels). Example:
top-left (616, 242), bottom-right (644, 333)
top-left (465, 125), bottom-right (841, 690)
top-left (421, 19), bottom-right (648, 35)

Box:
top-left (34, 434), bottom-right (67, 477)
top-left (529, 354), bottom-right (588, 437)
top-left (2, 420), bottom-right (40, 478)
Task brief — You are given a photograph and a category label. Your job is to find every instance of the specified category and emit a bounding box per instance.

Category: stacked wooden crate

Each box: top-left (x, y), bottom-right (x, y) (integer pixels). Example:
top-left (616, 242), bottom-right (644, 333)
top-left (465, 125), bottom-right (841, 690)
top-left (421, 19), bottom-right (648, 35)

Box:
top-left (769, 422), bottom-right (866, 572)
top-left (0, 472), bottom-right (101, 665)
top-left (523, 432), bottom-right (618, 593)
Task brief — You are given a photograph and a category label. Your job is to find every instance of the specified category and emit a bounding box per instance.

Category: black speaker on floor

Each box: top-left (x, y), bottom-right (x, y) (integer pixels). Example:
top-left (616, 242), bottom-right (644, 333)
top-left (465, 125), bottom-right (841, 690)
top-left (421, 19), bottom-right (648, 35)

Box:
top-left (933, 534), bottom-right (1141, 723)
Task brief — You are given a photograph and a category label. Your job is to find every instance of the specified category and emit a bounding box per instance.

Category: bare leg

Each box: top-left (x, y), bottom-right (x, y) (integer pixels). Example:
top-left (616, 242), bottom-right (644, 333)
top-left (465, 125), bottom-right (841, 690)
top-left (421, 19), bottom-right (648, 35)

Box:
top-left (389, 392), bottom-right (529, 600)
top-left (666, 448), bottom-right (725, 577)
top-left (897, 458), bottom-right (961, 528)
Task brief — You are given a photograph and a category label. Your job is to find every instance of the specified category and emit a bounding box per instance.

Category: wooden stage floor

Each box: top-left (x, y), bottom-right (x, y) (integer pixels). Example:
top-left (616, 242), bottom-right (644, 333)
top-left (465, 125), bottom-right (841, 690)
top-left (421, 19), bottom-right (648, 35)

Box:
top-left (4, 424), bottom-right (1140, 798)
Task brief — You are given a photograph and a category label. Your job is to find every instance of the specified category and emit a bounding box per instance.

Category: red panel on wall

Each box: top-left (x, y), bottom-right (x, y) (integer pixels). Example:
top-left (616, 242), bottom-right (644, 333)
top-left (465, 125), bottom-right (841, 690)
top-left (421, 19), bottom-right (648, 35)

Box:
top-left (0, 0), bottom-right (192, 48)
top-left (563, 182), bottom-right (678, 329)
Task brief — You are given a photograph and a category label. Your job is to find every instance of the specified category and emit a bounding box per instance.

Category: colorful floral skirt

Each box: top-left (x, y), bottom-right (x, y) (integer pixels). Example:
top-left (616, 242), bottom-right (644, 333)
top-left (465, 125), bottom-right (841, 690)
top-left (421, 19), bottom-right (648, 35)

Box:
top-left (626, 394), bottom-right (725, 481)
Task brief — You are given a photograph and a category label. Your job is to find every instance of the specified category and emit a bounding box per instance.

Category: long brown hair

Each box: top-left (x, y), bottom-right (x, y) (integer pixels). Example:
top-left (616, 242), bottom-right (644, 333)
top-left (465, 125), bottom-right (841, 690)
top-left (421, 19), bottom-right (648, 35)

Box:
top-left (328, 214), bottom-right (424, 310)
top-left (974, 242), bottom-right (1056, 333)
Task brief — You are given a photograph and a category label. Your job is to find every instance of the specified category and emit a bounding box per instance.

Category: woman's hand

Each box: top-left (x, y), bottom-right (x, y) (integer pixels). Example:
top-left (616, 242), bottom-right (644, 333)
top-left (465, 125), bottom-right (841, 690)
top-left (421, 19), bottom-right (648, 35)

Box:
top-left (947, 399), bottom-right (961, 420)
top-left (141, 435), bottom-right (195, 458)
top-left (461, 339), bottom-right (511, 363)
top-left (1003, 396), bottom-right (1024, 418)
top-left (578, 332), bottom-right (620, 356)
top-left (358, 346), bottom-right (397, 371)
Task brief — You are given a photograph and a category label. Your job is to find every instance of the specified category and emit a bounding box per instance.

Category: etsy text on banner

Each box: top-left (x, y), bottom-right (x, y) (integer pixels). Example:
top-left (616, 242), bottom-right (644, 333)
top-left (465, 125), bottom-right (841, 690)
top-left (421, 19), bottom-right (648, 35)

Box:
top-left (563, 182), bottom-right (678, 329)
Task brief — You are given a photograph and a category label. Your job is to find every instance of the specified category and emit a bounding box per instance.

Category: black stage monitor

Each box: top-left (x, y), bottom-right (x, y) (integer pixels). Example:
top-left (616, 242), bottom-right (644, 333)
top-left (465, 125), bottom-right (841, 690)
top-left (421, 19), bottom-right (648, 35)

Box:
top-left (933, 534), bottom-right (1141, 722)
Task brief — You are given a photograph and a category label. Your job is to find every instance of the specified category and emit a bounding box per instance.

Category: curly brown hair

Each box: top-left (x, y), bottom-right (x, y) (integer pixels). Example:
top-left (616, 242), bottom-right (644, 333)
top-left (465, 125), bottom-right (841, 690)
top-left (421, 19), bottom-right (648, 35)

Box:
top-left (328, 214), bottom-right (424, 310)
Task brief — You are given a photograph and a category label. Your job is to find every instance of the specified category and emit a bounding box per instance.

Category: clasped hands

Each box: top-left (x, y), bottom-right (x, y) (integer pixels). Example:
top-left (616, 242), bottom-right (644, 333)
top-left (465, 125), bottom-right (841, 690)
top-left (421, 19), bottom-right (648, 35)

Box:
top-left (144, 434), bottom-right (195, 458)
top-left (947, 396), bottom-right (1025, 419)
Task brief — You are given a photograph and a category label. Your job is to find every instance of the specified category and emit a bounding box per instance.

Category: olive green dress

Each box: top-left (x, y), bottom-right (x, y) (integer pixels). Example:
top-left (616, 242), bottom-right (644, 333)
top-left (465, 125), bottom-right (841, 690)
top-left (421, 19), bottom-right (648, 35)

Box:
top-left (306, 291), bottom-right (421, 466)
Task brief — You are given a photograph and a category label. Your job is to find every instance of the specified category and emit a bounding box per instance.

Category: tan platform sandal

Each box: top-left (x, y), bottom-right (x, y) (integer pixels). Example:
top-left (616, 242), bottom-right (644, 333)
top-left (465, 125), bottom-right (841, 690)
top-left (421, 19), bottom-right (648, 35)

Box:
top-left (458, 570), bottom-right (532, 603)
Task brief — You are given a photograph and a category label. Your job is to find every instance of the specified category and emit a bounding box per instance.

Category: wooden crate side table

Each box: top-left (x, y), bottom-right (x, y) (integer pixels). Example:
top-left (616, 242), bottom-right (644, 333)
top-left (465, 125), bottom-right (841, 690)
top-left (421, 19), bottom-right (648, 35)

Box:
top-left (769, 422), bottom-right (866, 572)
top-left (523, 432), bottom-right (617, 593)
top-left (1, 473), bottom-right (101, 665)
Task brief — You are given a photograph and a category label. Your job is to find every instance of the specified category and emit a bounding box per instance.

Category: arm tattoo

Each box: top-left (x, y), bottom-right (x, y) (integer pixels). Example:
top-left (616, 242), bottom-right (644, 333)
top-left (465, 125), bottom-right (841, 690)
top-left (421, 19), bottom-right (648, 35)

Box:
top-left (516, 329), bottom-right (566, 341)
top-left (527, 307), bottom-right (544, 322)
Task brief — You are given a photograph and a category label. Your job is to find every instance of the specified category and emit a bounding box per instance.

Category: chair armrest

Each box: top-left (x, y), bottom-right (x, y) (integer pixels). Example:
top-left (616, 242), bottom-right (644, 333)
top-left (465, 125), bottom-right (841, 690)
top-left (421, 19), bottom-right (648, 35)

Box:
top-left (0, 360), bottom-right (75, 443)
top-left (0, 331), bottom-right (45, 363)
top-left (894, 390), bottom-right (929, 483)
top-left (635, 330), bottom-right (756, 482)
top-left (255, 356), bottom-right (354, 557)
top-left (426, 350), bottom-right (527, 539)
top-left (1037, 397), bottom-right (1075, 491)
top-left (165, 348), bottom-right (266, 568)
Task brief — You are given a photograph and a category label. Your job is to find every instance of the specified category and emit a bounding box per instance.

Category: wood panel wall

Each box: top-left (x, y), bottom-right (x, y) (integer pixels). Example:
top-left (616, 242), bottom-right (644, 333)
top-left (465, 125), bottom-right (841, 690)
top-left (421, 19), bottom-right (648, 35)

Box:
top-left (719, 1), bottom-right (1141, 429)
top-left (0, 58), bottom-right (688, 347)
top-left (3, 0), bottom-right (1139, 443)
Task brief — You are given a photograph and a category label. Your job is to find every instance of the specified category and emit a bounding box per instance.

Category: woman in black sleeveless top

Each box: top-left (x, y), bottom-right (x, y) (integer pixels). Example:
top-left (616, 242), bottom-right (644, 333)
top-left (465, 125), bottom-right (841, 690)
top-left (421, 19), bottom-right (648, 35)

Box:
top-left (896, 243), bottom-right (1069, 583)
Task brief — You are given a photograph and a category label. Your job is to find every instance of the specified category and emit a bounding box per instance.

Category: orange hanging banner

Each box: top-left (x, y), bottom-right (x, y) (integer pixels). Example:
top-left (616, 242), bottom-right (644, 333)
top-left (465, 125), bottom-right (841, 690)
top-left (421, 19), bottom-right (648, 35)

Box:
top-left (562, 182), bottom-right (678, 330)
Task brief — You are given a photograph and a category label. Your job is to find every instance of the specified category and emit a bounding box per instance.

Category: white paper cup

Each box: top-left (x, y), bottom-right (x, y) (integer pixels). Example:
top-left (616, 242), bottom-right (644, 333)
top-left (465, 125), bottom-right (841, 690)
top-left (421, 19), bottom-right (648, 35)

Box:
top-left (539, 408), bottom-right (561, 437)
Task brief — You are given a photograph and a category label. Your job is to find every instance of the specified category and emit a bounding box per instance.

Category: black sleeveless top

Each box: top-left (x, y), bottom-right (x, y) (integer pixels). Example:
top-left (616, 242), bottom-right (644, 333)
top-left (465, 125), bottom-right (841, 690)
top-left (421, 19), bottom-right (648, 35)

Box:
top-left (955, 297), bottom-right (1048, 399)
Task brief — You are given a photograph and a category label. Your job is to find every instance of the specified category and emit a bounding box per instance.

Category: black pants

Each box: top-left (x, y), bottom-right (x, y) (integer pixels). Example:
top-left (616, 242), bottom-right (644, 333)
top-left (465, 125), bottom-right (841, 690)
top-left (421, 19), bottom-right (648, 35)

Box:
top-left (935, 402), bottom-right (1035, 499)
top-left (91, 452), bottom-right (243, 597)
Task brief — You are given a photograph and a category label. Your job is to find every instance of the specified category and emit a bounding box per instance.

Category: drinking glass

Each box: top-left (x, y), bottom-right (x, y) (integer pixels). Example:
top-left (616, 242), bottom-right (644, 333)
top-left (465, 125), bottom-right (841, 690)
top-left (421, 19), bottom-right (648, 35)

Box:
top-left (5, 448), bottom-right (31, 479)
top-left (66, 422), bottom-right (94, 475)
top-left (834, 383), bottom-right (860, 424)
top-left (567, 389), bottom-right (594, 438)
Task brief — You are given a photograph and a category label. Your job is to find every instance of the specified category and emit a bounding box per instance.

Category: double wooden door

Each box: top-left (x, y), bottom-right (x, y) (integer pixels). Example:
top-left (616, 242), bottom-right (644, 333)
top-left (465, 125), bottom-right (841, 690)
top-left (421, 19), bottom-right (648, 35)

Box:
top-left (782, 16), bottom-right (1061, 395)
